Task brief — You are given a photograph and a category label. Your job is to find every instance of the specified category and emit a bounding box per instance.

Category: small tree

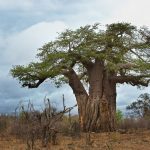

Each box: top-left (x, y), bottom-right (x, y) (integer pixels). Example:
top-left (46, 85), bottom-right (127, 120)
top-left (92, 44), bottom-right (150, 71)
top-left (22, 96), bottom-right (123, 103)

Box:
top-left (126, 93), bottom-right (150, 118)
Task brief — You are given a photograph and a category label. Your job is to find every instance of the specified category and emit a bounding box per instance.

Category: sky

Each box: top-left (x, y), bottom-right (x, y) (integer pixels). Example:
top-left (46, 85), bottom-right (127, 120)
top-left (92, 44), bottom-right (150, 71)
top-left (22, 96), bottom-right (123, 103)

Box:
top-left (0, 0), bottom-right (150, 114)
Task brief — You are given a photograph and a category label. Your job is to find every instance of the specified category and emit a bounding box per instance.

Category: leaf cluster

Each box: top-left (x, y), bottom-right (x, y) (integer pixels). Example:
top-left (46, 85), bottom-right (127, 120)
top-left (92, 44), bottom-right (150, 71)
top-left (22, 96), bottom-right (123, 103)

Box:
top-left (10, 22), bottom-right (150, 88)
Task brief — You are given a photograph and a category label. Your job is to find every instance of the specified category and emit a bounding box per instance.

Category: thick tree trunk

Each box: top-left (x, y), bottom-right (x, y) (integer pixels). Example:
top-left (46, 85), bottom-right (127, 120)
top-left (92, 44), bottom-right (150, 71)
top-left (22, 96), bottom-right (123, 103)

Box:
top-left (78, 60), bottom-right (117, 132)
top-left (82, 83), bottom-right (116, 132)
top-left (63, 69), bottom-right (88, 129)
top-left (64, 62), bottom-right (117, 132)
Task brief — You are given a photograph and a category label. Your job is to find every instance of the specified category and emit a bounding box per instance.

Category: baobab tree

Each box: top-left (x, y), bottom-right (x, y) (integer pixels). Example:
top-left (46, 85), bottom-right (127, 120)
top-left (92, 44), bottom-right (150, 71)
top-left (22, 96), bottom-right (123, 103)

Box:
top-left (11, 23), bottom-right (150, 132)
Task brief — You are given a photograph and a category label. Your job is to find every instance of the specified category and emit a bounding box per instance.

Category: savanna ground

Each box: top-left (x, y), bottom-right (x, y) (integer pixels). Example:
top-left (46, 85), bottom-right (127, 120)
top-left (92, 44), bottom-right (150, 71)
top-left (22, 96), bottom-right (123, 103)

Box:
top-left (1, 99), bottom-right (150, 150)
top-left (1, 129), bottom-right (150, 150)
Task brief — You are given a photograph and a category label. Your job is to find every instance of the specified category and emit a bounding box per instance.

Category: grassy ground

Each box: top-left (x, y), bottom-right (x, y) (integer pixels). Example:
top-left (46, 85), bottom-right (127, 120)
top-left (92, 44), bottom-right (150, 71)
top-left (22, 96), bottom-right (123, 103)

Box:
top-left (1, 129), bottom-right (150, 150)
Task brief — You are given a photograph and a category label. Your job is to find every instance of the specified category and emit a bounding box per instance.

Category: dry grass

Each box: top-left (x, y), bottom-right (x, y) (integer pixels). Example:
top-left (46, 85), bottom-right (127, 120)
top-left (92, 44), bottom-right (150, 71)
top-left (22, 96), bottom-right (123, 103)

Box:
top-left (1, 99), bottom-right (150, 150)
top-left (1, 129), bottom-right (150, 150)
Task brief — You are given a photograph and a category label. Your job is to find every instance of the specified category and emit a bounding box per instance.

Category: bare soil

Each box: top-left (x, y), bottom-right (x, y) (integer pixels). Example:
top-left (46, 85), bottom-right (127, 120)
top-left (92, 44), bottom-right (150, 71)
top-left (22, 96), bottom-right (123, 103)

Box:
top-left (1, 129), bottom-right (150, 150)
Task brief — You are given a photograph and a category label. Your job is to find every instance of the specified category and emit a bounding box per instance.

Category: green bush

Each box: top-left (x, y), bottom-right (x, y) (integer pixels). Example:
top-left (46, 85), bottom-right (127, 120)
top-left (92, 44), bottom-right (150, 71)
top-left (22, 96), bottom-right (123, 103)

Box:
top-left (116, 110), bottom-right (123, 124)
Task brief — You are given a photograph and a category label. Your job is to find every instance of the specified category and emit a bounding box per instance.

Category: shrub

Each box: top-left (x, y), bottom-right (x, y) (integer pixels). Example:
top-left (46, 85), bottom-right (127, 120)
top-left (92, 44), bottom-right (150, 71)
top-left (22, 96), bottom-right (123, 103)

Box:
top-left (116, 110), bottom-right (123, 124)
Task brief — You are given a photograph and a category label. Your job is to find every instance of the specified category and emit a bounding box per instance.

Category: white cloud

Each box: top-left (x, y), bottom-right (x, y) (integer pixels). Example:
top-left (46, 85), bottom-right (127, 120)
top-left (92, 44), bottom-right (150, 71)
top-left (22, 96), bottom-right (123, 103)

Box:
top-left (2, 21), bottom-right (67, 65)
top-left (0, 0), bottom-right (58, 11)
top-left (60, 0), bottom-right (123, 28)
top-left (61, 0), bottom-right (150, 28)
top-left (105, 0), bottom-right (150, 27)
top-left (0, 0), bottom-right (33, 10)
top-left (1, 0), bottom-right (150, 28)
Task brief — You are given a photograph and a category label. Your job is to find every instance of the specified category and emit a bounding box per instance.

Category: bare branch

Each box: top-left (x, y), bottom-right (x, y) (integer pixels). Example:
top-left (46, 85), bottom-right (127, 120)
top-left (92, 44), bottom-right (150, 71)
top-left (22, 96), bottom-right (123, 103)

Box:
top-left (68, 51), bottom-right (93, 69)
top-left (63, 68), bottom-right (88, 96)
top-left (22, 78), bottom-right (46, 88)
top-left (111, 75), bottom-right (150, 87)
top-left (130, 49), bottom-right (146, 62)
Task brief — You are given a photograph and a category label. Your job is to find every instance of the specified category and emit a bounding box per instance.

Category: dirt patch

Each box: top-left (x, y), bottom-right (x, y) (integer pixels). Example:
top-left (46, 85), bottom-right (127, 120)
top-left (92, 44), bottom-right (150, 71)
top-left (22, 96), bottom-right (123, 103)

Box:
top-left (1, 130), bottom-right (150, 150)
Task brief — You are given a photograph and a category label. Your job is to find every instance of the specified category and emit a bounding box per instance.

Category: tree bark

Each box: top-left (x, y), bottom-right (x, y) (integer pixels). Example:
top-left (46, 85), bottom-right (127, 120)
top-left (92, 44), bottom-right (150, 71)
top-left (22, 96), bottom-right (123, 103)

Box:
top-left (63, 69), bottom-right (88, 129)
top-left (64, 62), bottom-right (117, 132)
top-left (78, 60), bottom-right (116, 132)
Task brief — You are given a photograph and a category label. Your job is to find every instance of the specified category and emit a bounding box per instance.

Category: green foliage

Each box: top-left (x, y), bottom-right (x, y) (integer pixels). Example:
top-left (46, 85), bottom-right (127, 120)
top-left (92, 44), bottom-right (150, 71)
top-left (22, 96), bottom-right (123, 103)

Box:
top-left (10, 22), bottom-right (150, 88)
top-left (116, 109), bottom-right (123, 123)
top-left (126, 93), bottom-right (150, 118)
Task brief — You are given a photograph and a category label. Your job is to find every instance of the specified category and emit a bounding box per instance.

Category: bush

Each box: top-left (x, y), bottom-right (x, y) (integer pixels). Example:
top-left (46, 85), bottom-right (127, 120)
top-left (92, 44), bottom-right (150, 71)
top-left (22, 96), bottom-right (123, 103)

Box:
top-left (118, 117), bottom-right (150, 131)
top-left (116, 110), bottom-right (123, 124)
